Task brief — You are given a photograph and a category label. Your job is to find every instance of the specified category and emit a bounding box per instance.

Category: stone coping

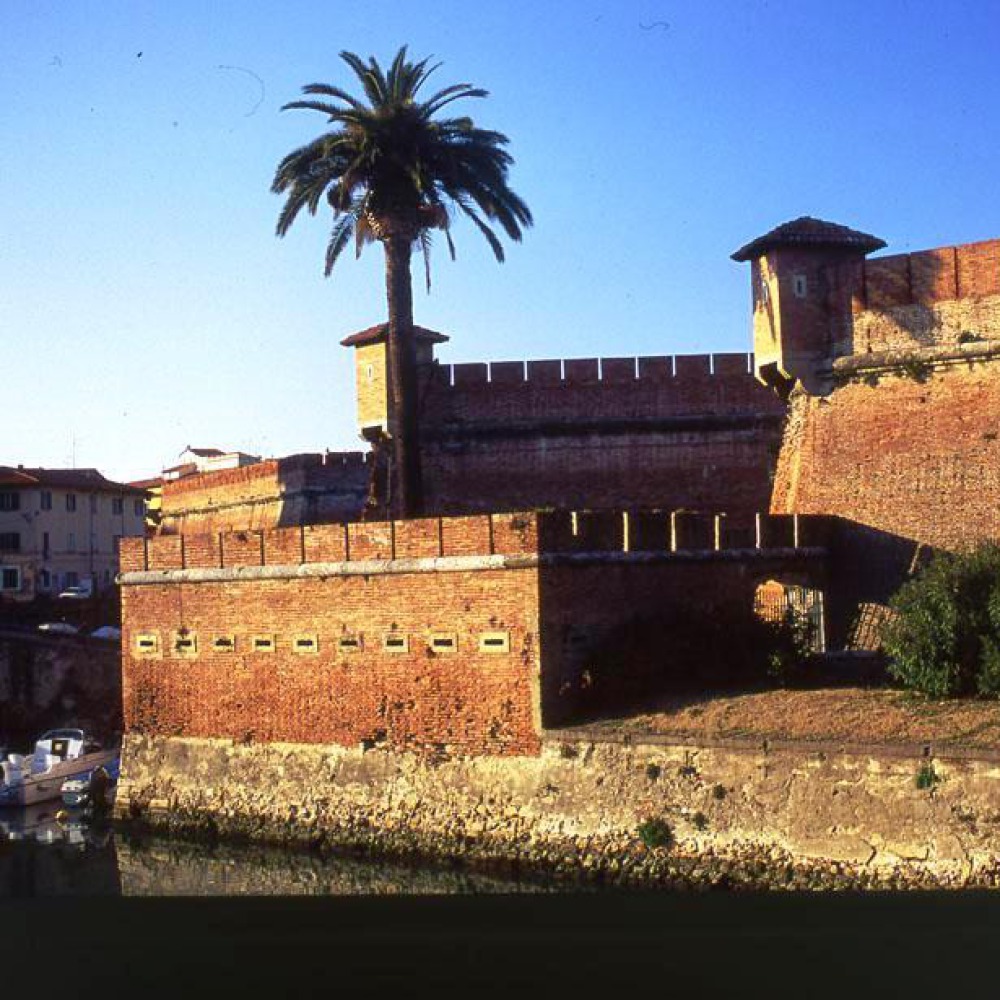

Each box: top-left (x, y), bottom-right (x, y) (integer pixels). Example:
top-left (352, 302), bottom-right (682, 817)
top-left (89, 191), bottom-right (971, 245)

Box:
top-left (832, 340), bottom-right (1000, 378)
top-left (543, 726), bottom-right (1000, 764)
top-left (118, 546), bottom-right (826, 586)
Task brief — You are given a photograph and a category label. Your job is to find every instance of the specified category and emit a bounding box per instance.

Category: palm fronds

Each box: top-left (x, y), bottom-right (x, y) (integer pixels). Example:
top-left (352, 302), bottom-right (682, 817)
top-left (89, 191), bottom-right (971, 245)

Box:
top-left (272, 45), bottom-right (531, 278)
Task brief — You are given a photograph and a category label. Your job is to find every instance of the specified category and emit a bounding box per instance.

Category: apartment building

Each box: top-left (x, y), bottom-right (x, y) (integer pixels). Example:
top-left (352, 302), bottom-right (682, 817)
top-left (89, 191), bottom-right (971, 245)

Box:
top-left (0, 466), bottom-right (146, 601)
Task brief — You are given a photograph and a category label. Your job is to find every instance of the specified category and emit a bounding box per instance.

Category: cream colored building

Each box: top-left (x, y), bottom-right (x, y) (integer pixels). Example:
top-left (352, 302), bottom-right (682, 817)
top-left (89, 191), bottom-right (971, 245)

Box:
top-left (0, 466), bottom-right (146, 601)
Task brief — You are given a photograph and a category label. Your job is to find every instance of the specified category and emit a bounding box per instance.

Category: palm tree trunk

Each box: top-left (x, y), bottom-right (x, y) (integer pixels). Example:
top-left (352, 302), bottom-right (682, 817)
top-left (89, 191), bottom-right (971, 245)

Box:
top-left (383, 234), bottom-right (424, 518)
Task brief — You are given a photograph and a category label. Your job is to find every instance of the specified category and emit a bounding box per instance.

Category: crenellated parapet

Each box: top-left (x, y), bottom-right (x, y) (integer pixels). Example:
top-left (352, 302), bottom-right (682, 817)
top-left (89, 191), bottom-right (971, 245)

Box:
top-left (419, 352), bottom-right (783, 427)
top-left (157, 451), bottom-right (372, 534)
top-left (120, 508), bottom-right (832, 578)
top-left (835, 239), bottom-right (1000, 356)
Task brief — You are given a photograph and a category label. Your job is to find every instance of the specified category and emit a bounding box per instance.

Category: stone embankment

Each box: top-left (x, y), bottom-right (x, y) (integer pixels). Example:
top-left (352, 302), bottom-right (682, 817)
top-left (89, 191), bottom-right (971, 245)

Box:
top-left (116, 731), bottom-right (1000, 890)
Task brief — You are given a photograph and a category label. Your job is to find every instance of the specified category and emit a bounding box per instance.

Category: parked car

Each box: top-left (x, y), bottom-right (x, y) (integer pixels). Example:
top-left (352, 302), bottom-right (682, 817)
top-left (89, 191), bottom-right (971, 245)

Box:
top-left (90, 626), bottom-right (121, 641)
top-left (58, 582), bottom-right (94, 600)
top-left (37, 622), bottom-right (79, 635)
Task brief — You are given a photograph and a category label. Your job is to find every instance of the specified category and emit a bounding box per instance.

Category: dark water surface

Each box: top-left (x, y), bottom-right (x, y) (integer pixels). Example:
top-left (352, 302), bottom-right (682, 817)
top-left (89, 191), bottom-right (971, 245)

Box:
top-left (2, 809), bottom-right (1000, 995)
top-left (0, 805), bottom-right (562, 896)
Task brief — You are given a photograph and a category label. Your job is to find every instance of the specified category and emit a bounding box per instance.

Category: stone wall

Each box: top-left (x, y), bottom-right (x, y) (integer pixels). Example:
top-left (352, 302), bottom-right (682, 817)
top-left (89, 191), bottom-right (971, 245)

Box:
top-left (117, 732), bottom-right (1000, 883)
top-left (0, 630), bottom-right (122, 745)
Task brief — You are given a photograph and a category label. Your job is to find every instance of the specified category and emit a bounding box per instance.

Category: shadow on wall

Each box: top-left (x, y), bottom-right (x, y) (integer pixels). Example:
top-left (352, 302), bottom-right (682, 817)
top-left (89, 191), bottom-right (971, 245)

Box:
top-left (824, 518), bottom-right (939, 652)
top-left (834, 244), bottom-right (967, 355)
top-left (534, 542), bottom-right (830, 728)
top-left (0, 636), bottom-right (123, 749)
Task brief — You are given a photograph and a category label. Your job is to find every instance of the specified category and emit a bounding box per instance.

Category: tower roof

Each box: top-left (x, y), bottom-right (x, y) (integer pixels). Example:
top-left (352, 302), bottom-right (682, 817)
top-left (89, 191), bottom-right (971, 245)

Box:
top-left (340, 323), bottom-right (450, 348)
top-left (731, 217), bottom-right (886, 262)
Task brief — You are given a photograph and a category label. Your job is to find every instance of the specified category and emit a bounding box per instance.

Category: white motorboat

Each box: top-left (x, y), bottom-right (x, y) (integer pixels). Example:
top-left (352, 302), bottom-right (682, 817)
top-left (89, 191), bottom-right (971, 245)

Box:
top-left (0, 729), bottom-right (119, 808)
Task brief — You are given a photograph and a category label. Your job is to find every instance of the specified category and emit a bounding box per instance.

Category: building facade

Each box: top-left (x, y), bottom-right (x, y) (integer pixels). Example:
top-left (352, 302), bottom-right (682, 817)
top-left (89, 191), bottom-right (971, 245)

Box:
top-left (0, 467), bottom-right (146, 601)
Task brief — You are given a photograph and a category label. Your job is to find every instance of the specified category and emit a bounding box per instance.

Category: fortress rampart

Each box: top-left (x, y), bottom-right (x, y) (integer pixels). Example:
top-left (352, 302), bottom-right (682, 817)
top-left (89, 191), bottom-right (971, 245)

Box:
top-left (421, 352), bottom-right (780, 424)
top-left (828, 238), bottom-right (1000, 356)
top-left (772, 347), bottom-right (1000, 552)
top-left (412, 352), bottom-right (784, 515)
top-left (158, 451), bottom-right (370, 534)
top-left (118, 509), bottom-right (829, 754)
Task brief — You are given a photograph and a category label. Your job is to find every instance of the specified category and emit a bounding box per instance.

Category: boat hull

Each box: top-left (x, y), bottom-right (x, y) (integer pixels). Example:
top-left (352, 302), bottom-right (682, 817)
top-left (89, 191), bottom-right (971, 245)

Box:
top-left (0, 749), bottom-right (119, 808)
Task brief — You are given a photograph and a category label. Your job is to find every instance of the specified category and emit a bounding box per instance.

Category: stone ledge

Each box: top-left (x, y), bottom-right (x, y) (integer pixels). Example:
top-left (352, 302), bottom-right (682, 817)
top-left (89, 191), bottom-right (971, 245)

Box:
top-left (832, 340), bottom-right (1000, 379)
top-left (543, 727), bottom-right (1000, 764)
top-left (117, 547), bottom-right (827, 586)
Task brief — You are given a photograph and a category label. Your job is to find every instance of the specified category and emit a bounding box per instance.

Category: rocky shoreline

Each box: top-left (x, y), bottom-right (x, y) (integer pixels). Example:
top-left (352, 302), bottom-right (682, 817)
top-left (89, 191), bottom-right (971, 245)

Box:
top-left (118, 806), bottom-right (1000, 893)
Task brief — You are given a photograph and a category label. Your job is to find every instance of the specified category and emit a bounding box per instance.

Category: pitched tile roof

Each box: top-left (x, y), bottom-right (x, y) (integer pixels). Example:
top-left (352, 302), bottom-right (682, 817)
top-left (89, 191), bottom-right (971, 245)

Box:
top-left (731, 217), bottom-right (887, 262)
top-left (0, 466), bottom-right (145, 493)
top-left (340, 323), bottom-right (450, 348)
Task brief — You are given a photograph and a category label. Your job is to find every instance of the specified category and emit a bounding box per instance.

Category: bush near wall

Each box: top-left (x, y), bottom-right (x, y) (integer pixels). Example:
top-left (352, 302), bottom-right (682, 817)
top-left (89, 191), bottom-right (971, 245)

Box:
top-left (883, 542), bottom-right (1000, 698)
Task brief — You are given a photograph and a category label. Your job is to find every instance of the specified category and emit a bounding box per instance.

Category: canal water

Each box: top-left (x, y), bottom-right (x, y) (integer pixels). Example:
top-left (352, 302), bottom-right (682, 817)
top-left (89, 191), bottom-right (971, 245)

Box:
top-left (3, 804), bottom-right (1000, 994)
top-left (0, 803), bottom-right (562, 896)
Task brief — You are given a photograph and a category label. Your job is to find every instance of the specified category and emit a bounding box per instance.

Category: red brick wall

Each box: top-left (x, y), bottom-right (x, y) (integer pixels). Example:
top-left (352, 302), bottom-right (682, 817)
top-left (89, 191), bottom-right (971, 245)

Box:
top-left (422, 428), bottom-right (781, 514)
top-left (120, 512), bottom-right (540, 573)
top-left (121, 569), bottom-right (541, 756)
top-left (536, 551), bottom-right (826, 725)
top-left (423, 353), bottom-right (777, 423)
top-left (848, 240), bottom-right (1000, 311)
top-left (158, 453), bottom-right (370, 534)
top-left (417, 352), bottom-right (784, 516)
top-left (120, 514), bottom-right (543, 757)
top-left (814, 239), bottom-right (1000, 357)
top-left (772, 362), bottom-right (1000, 550)
top-left (120, 509), bottom-right (831, 751)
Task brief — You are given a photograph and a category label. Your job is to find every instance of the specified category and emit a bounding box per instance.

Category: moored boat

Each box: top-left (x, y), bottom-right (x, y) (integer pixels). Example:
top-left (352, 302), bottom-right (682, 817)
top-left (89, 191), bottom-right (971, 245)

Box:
top-left (0, 729), bottom-right (119, 808)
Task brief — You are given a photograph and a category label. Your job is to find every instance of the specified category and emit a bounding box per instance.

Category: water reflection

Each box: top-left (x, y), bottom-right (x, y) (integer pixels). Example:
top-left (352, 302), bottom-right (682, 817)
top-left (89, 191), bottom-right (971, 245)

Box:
top-left (0, 804), bottom-right (120, 896)
top-left (0, 807), bottom-right (558, 897)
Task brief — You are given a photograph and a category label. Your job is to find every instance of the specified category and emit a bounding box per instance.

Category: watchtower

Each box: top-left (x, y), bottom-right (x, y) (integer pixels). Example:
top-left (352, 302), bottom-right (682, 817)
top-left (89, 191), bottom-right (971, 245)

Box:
top-left (731, 217), bottom-right (885, 395)
top-left (340, 323), bottom-right (449, 440)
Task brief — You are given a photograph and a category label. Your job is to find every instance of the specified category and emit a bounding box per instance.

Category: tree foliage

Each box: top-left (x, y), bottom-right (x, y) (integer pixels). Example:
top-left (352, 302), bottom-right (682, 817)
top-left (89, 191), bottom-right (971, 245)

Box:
top-left (271, 47), bottom-right (531, 517)
top-left (882, 542), bottom-right (1000, 697)
top-left (271, 46), bottom-right (532, 285)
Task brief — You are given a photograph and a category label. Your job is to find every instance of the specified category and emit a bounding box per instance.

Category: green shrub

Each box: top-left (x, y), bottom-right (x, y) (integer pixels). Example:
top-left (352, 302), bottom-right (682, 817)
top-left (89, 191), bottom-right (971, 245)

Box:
top-left (916, 762), bottom-right (940, 790)
top-left (883, 542), bottom-right (1000, 698)
top-left (636, 817), bottom-right (674, 849)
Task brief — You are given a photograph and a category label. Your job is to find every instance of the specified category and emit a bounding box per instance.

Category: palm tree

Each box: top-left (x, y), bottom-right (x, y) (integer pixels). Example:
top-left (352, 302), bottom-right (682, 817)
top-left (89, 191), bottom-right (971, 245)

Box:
top-left (272, 46), bottom-right (532, 518)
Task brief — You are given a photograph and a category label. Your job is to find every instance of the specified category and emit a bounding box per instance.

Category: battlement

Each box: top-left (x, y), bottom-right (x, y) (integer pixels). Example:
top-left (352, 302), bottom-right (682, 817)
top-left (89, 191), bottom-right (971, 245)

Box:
top-left (162, 451), bottom-right (370, 499)
top-left (427, 352), bottom-right (758, 389)
top-left (120, 509), bottom-right (831, 575)
top-left (847, 238), bottom-right (1000, 313)
top-left (418, 352), bottom-right (783, 432)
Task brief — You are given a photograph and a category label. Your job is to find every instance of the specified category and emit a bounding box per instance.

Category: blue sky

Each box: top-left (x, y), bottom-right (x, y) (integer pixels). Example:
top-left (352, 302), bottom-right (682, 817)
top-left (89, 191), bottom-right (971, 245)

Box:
top-left (3, 0), bottom-right (1000, 482)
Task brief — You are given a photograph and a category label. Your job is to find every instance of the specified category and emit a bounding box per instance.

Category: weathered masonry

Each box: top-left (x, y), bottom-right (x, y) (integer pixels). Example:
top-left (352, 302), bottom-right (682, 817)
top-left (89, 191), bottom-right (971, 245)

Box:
top-left (118, 510), bottom-right (830, 756)
top-left (733, 219), bottom-right (1000, 617)
top-left (343, 324), bottom-right (786, 518)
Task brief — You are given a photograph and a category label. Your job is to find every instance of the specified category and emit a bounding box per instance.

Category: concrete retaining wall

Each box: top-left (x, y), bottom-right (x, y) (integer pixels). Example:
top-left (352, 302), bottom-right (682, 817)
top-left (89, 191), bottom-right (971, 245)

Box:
top-left (116, 732), bottom-right (1000, 885)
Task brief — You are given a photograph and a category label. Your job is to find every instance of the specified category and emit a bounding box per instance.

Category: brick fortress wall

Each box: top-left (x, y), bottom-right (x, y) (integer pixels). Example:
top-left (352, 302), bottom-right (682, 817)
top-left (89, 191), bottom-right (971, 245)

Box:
top-left (158, 451), bottom-right (371, 534)
top-left (119, 513), bottom-right (543, 758)
top-left (770, 238), bottom-right (1000, 619)
top-left (822, 238), bottom-right (1000, 355)
top-left (773, 354), bottom-right (1000, 551)
top-left (416, 351), bottom-right (786, 515)
top-left (119, 509), bottom-right (829, 754)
